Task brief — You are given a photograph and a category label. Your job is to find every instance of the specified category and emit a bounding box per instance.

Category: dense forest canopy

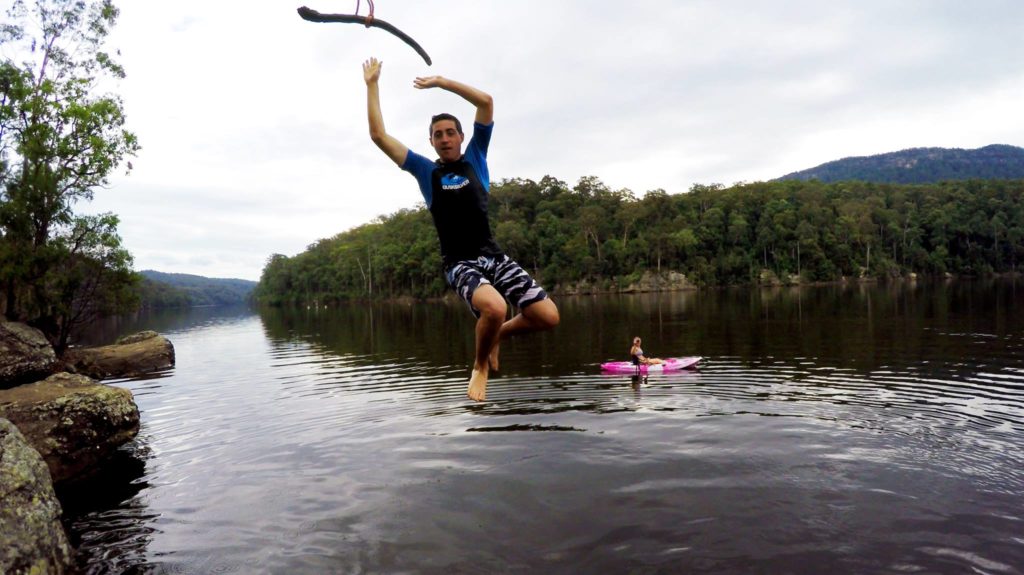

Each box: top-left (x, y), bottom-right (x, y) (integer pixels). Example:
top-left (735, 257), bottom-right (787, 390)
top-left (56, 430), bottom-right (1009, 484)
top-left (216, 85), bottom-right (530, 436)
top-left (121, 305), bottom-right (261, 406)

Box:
top-left (776, 144), bottom-right (1024, 184)
top-left (137, 270), bottom-right (256, 308)
top-left (253, 176), bottom-right (1024, 306)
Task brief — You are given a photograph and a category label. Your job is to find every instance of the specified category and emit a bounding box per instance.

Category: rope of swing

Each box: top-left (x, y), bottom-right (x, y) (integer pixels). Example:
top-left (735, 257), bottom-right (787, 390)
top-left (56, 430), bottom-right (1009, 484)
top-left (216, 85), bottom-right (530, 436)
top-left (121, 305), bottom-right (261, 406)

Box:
top-left (355, 0), bottom-right (375, 26)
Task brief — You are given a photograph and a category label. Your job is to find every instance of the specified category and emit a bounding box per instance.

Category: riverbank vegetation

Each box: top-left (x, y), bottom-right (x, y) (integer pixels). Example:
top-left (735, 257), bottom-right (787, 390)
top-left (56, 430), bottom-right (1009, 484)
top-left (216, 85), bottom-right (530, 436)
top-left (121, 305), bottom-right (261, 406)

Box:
top-left (253, 176), bottom-right (1024, 306)
top-left (137, 271), bottom-right (256, 308)
top-left (0, 0), bottom-right (139, 353)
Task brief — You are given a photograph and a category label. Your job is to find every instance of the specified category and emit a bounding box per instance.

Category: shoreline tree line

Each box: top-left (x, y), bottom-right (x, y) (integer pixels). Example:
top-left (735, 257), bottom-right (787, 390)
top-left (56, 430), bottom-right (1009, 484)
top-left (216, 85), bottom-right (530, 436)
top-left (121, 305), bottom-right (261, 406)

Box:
top-left (136, 270), bottom-right (256, 308)
top-left (253, 176), bottom-right (1024, 306)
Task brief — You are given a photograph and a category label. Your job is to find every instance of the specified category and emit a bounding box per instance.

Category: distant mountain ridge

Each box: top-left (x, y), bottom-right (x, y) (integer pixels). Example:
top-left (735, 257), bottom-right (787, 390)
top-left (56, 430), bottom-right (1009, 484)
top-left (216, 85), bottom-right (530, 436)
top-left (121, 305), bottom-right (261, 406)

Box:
top-left (138, 270), bottom-right (256, 308)
top-left (775, 144), bottom-right (1024, 184)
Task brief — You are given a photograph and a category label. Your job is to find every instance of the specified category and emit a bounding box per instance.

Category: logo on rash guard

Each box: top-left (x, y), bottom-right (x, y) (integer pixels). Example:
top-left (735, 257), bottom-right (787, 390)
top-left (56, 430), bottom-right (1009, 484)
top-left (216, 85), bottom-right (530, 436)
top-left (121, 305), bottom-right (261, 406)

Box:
top-left (441, 173), bottom-right (470, 190)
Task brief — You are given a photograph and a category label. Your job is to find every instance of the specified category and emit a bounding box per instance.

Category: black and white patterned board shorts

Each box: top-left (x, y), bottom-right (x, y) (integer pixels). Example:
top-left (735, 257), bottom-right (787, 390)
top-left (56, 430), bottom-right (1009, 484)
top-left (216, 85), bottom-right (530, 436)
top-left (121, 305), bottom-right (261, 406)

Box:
top-left (444, 254), bottom-right (548, 318)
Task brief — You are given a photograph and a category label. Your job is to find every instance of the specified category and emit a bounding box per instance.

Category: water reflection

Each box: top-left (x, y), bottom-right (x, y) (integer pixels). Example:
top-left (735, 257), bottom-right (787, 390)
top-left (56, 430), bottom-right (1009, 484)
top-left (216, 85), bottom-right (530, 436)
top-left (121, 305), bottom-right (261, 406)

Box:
top-left (75, 304), bottom-right (256, 346)
top-left (62, 279), bottom-right (1024, 573)
top-left (59, 437), bottom-right (155, 573)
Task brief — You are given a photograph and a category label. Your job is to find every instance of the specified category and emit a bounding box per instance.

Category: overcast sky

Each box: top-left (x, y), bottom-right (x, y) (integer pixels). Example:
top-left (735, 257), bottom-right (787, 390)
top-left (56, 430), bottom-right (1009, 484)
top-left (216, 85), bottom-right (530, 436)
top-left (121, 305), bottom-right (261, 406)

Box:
top-left (58, 1), bottom-right (1024, 280)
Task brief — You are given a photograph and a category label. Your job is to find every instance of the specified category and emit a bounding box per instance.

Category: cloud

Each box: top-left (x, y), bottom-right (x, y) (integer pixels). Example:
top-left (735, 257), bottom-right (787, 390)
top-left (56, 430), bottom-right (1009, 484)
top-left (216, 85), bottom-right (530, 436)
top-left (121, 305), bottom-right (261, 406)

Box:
top-left (71, 0), bottom-right (1024, 280)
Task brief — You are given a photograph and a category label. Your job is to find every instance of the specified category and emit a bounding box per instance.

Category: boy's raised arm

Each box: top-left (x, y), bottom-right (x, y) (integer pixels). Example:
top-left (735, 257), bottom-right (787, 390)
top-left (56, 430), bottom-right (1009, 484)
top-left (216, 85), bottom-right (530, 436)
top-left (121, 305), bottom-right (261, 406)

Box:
top-left (413, 75), bottom-right (493, 126)
top-left (364, 58), bottom-right (410, 166)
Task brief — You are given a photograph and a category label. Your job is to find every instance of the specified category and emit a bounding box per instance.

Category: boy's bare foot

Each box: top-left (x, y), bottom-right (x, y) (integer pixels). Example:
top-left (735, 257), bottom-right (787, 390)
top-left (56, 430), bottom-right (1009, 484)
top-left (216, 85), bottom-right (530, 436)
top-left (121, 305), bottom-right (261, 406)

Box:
top-left (488, 343), bottom-right (500, 372)
top-left (468, 368), bottom-right (488, 401)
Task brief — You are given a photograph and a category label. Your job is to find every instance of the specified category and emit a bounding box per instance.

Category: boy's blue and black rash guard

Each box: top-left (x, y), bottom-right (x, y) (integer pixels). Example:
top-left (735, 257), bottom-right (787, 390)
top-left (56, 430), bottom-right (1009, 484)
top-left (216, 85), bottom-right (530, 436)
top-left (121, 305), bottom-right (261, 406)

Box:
top-left (402, 121), bottom-right (503, 267)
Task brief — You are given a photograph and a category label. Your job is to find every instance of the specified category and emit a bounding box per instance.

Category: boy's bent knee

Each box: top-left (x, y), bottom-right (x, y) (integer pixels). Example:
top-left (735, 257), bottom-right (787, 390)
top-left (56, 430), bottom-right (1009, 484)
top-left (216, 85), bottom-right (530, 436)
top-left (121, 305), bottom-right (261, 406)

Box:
top-left (478, 302), bottom-right (507, 322)
top-left (541, 309), bottom-right (560, 329)
top-left (471, 285), bottom-right (507, 321)
top-left (528, 300), bottom-right (560, 330)
top-left (547, 310), bottom-right (561, 329)
top-left (474, 299), bottom-right (507, 323)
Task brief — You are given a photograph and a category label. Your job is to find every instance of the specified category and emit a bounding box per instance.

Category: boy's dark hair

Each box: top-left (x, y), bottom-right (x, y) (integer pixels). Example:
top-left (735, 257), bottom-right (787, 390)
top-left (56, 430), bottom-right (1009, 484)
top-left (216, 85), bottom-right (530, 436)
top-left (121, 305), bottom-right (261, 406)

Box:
top-left (430, 113), bottom-right (463, 136)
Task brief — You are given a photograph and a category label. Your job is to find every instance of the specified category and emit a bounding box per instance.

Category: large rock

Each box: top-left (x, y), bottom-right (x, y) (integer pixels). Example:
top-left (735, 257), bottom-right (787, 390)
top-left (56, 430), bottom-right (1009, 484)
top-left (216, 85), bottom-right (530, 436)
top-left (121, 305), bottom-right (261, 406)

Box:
top-left (0, 373), bottom-right (140, 484)
top-left (65, 330), bottom-right (175, 379)
top-left (0, 418), bottom-right (73, 574)
top-left (622, 270), bottom-right (694, 293)
top-left (0, 321), bottom-right (58, 389)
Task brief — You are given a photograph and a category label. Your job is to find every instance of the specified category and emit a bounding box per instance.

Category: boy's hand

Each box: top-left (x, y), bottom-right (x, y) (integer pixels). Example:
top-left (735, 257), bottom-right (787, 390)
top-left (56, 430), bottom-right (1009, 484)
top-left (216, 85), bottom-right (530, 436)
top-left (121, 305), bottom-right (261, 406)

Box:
top-left (413, 75), bottom-right (446, 90)
top-left (363, 57), bottom-right (382, 85)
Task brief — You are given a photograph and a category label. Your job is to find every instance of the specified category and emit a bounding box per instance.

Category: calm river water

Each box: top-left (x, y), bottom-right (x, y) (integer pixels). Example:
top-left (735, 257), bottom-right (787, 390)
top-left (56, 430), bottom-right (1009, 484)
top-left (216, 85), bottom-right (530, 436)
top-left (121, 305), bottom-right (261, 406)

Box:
top-left (62, 280), bottom-right (1024, 574)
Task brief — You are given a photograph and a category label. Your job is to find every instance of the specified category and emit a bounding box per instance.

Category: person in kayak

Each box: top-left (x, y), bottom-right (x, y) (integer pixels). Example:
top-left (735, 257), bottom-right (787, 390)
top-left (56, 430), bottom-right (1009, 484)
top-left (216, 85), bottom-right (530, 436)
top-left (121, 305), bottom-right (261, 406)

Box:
top-left (630, 336), bottom-right (665, 366)
top-left (363, 57), bottom-right (560, 402)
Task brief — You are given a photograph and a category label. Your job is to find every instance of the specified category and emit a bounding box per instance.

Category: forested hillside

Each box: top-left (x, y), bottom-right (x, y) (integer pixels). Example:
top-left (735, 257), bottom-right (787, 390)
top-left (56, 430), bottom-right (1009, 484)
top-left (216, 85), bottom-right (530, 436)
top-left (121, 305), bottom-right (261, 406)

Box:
top-left (253, 176), bottom-right (1024, 305)
top-left (776, 144), bottom-right (1024, 184)
top-left (139, 271), bottom-right (256, 308)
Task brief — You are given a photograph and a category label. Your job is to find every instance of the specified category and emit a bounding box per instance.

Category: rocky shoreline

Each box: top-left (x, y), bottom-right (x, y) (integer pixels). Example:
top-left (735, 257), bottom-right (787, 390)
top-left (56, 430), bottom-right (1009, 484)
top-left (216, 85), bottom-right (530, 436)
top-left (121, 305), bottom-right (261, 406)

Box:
top-left (0, 322), bottom-right (174, 574)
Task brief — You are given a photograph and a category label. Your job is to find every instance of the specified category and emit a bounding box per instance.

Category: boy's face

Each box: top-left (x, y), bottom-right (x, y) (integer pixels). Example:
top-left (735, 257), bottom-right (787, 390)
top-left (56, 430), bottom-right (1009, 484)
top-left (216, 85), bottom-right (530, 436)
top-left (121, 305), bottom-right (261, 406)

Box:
top-left (430, 119), bottom-right (464, 162)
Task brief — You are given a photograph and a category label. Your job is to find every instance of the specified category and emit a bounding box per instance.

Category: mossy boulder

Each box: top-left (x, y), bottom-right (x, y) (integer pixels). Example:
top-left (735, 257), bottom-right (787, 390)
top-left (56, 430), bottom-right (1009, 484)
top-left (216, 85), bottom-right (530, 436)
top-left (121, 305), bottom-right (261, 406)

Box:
top-left (0, 418), bottom-right (73, 574)
top-left (64, 330), bottom-right (174, 379)
top-left (0, 373), bottom-right (140, 485)
top-left (0, 322), bottom-right (58, 390)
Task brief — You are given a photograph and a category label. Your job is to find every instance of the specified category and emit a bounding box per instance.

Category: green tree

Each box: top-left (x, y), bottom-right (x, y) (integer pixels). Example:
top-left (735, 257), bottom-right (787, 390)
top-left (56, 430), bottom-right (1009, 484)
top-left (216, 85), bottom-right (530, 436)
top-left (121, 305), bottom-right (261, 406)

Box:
top-left (0, 0), bottom-right (139, 346)
top-left (494, 218), bottom-right (531, 265)
top-left (255, 175), bottom-right (1024, 304)
top-left (45, 213), bottom-right (137, 353)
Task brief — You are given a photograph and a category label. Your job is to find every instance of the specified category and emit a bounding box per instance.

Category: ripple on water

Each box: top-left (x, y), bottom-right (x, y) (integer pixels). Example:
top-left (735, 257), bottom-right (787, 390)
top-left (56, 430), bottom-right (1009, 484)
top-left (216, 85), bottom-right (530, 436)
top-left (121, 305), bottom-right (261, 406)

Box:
top-left (65, 297), bottom-right (1024, 574)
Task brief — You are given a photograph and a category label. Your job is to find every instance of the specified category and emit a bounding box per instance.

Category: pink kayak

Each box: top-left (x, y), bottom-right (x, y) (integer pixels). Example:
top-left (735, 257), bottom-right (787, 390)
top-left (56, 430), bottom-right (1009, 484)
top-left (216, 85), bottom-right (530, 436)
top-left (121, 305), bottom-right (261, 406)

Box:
top-left (601, 356), bottom-right (702, 373)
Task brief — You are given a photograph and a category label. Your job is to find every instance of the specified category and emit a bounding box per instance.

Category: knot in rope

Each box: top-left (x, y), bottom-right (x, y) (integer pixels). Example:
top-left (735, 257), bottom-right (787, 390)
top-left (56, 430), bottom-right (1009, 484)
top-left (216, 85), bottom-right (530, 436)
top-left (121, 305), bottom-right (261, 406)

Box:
top-left (355, 0), bottom-right (375, 27)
